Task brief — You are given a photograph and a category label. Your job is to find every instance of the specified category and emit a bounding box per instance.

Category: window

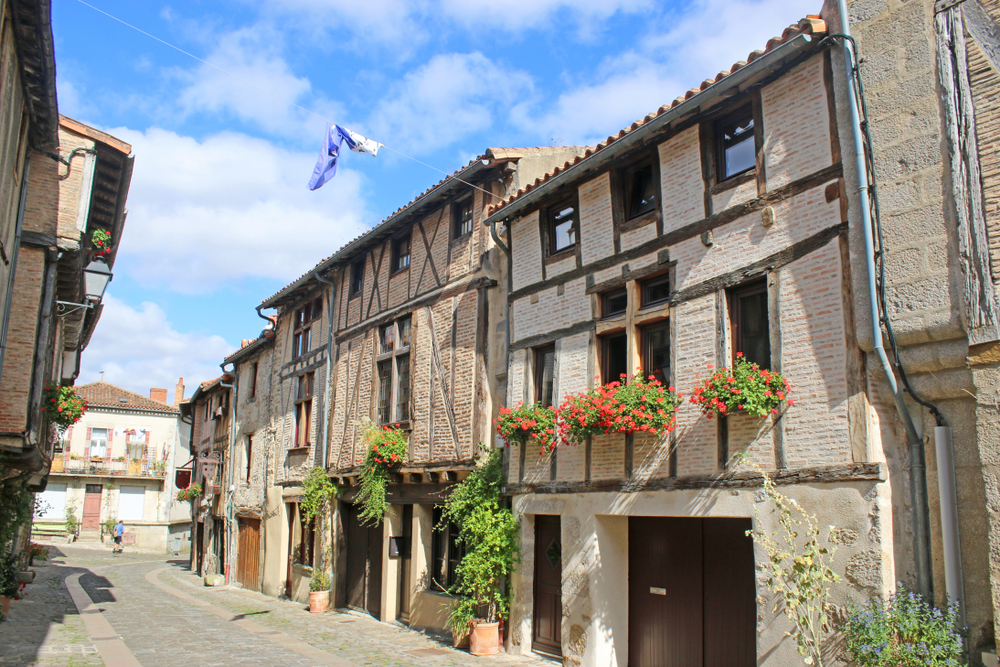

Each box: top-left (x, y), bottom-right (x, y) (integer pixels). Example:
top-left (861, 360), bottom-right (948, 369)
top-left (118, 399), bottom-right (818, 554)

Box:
top-left (293, 372), bottom-right (314, 448)
top-left (431, 506), bottom-right (464, 591)
top-left (89, 428), bottom-right (108, 458)
top-left (534, 344), bottom-right (555, 407)
top-left (641, 321), bottom-right (671, 385)
top-left (350, 258), bottom-right (365, 297)
top-left (625, 161), bottom-right (657, 219)
top-left (249, 362), bottom-right (258, 398)
top-left (602, 288), bottom-right (627, 318)
top-left (294, 503), bottom-right (316, 566)
top-left (126, 441), bottom-right (145, 461)
top-left (716, 106), bottom-right (756, 181)
top-left (293, 298), bottom-right (322, 360)
top-left (245, 434), bottom-right (253, 483)
top-left (393, 235), bottom-right (411, 273)
top-left (640, 274), bottom-right (671, 308)
top-left (376, 316), bottom-right (412, 424)
top-left (546, 197), bottom-right (577, 255)
top-left (453, 198), bottom-right (473, 238)
top-left (601, 332), bottom-right (628, 385)
top-left (729, 280), bottom-right (770, 369)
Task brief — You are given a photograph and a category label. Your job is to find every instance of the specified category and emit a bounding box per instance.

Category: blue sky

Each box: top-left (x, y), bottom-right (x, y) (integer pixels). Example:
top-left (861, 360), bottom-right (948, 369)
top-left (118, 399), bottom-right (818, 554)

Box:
top-left (58, 0), bottom-right (815, 397)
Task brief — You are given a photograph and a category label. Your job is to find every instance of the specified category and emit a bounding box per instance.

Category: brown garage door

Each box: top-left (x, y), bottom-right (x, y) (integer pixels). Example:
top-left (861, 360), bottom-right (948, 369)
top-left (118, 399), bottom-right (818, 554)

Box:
top-left (344, 502), bottom-right (382, 618)
top-left (628, 517), bottom-right (755, 667)
top-left (236, 518), bottom-right (261, 592)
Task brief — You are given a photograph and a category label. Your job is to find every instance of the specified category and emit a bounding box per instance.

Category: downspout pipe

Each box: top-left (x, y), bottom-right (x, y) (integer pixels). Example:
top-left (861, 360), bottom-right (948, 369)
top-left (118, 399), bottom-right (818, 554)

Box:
top-left (313, 270), bottom-right (336, 471)
top-left (836, 0), bottom-right (936, 602)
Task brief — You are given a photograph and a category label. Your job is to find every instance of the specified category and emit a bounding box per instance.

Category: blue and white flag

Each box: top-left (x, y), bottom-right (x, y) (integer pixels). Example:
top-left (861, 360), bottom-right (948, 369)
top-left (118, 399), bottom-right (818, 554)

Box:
top-left (308, 124), bottom-right (382, 191)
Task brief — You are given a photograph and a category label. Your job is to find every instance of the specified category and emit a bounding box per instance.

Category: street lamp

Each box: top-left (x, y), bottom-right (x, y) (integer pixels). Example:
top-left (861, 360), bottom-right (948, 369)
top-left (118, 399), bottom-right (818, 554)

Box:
top-left (56, 257), bottom-right (113, 316)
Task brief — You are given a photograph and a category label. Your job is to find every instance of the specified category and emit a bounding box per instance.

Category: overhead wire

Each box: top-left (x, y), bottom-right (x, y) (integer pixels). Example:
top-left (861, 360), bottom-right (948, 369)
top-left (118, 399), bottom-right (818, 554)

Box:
top-left (73, 0), bottom-right (499, 201)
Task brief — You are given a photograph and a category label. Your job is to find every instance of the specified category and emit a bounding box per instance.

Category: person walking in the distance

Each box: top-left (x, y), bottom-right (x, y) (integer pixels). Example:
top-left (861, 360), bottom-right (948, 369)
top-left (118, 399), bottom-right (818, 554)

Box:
top-left (113, 519), bottom-right (124, 554)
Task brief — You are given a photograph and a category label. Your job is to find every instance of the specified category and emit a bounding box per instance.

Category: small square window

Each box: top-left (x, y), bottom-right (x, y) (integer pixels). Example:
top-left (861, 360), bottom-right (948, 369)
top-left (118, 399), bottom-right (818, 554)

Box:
top-left (393, 235), bottom-right (410, 273)
top-left (602, 288), bottom-right (627, 318)
top-left (716, 106), bottom-right (756, 181)
top-left (350, 259), bottom-right (365, 297)
top-left (625, 162), bottom-right (657, 219)
top-left (547, 198), bottom-right (577, 255)
top-left (453, 198), bottom-right (474, 238)
top-left (729, 280), bottom-right (770, 369)
top-left (601, 332), bottom-right (628, 384)
top-left (640, 274), bottom-right (671, 308)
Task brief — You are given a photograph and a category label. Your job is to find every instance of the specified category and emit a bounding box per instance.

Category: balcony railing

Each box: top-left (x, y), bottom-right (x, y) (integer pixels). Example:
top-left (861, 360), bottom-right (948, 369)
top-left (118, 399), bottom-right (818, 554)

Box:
top-left (52, 458), bottom-right (166, 478)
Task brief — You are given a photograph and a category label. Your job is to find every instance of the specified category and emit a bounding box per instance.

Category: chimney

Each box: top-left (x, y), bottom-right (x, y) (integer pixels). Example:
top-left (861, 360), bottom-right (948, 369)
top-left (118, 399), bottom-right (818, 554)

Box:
top-left (150, 388), bottom-right (168, 403)
top-left (174, 377), bottom-right (185, 406)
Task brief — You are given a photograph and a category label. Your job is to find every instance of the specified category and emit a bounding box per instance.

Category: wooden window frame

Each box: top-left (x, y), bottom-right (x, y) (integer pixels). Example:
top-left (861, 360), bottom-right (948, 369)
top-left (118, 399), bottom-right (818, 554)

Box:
top-left (602, 288), bottom-right (628, 319)
top-left (431, 505), bottom-right (464, 591)
top-left (249, 362), bottom-right (258, 399)
top-left (296, 507), bottom-right (316, 567)
top-left (293, 372), bottom-right (314, 449)
top-left (292, 298), bottom-right (322, 360)
top-left (245, 434), bottom-right (253, 483)
top-left (89, 428), bottom-right (108, 459)
top-left (533, 344), bottom-right (556, 407)
top-left (600, 331), bottom-right (628, 385)
top-left (728, 279), bottom-right (771, 369)
top-left (640, 319), bottom-right (671, 385)
top-left (349, 258), bottom-right (365, 298)
top-left (712, 103), bottom-right (758, 186)
top-left (544, 195), bottom-right (578, 258)
top-left (392, 234), bottom-right (411, 274)
top-left (614, 149), bottom-right (662, 233)
top-left (453, 197), bottom-right (474, 239)
top-left (639, 273), bottom-right (671, 309)
top-left (376, 316), bottom-right (412, 426)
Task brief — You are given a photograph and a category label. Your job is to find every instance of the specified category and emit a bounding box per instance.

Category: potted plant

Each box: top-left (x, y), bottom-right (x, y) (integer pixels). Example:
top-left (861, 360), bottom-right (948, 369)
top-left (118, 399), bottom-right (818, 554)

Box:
top-left (689, 354), bottom-right (792, 418)
top-left (308, 570), bottom-right (331, 613)
top-left (494, 402), bottom-right (558, 455)
top-left (102, 517), bottom-right (117, 541)
top-left (355, 422), bottom-right (408, 526)
top-left (91, 229), bottom-right (112, 257)
top-left (65, 501), bottom-right (79, 541)
top-left (41, 384), bottom-right (87, 433)
top-left (558, 373), bottom-right (682, 446)
top-left (0, 552), bottom-right (17, 619)
top-left (441, 450), bottom-right (520, 655)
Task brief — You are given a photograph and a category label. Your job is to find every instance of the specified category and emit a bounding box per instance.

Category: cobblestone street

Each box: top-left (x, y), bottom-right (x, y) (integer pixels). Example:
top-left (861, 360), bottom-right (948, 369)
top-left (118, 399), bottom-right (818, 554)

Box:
top-left (0, 546), bottom-right (551, 667)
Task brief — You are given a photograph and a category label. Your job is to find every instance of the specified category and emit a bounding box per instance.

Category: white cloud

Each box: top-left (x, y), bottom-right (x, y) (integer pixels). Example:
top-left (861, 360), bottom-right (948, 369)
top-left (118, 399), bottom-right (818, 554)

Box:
top-left (512, 0), bottom-right (814, 145)
top-left (78, 296), bottom-right (234, 397)
top-left (258, 0), bottom-right (430, 52)
top-left (369, 52), bottom-right (533, 154)
top-left (437, 0), bottom-right (652, 33)
top-left (106, 126), bottom-right (371, 293)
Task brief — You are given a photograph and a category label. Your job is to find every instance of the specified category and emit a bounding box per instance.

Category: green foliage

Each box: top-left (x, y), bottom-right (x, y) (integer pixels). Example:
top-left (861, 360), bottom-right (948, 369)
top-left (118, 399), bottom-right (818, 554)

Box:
top-left (494, 402), bottom-right (558, 454)
top-left (738, 453), bottom-right (839, 667)
top-left (690, 355), bottom-right (792, 418)
top-left (309, 570), bottom-right (331, 592)
top-left (176, 482), bottom-right (203, 502)
top-left (28, 543), bottom-right (48, 561)
top-left (152, 460), bottom-right (167, 477)
top-left (0, 479), bottom-right (32, 553)
top-left (91, 229), bottom-right (112, 253)
top-left (356, 421), bottom-right (408, 527)
top-left (64, 500), bottom-right (79, 535)
top-left (301, 467), bottom-right (339, 521)
top-left (41, 385), bottom-right (87, 430)
top-left (0, 551), bottom-right (18, 598)
top-left (102, 517), bottom-right (117, 536)
top-left (843, 587), bottom-right (964, 666)
top-left (441, 450), bottom-right (520, 630)
top-left (558, 373), bottom-right (681, 446)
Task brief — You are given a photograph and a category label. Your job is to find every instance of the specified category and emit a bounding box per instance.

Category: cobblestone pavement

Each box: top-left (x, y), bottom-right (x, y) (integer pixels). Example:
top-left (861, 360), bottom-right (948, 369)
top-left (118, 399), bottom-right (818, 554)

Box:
top-left (0, 546), bottom-right (553, 667)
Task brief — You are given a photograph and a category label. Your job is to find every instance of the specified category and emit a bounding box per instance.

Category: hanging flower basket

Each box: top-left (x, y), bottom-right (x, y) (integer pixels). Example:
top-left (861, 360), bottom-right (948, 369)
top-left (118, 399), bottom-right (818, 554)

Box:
top-left (41, 385), bottom-right (87, 431)
top-left (494, 402), bottom-right (558, 454)
top-left (90, 229), bottom-right (112, 257)
top-left (176, 482), bottom-right (203, 502)
top-left (356, 423), bottom-right (408, 526)
top-left (558, 373), bottom-right (681, 446)
top-left (689, 354), bottom-right (793, 418)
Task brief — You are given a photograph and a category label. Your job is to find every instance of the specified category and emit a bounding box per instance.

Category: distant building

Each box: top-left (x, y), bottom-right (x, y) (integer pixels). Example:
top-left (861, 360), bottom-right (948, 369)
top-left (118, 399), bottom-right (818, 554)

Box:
top-left (35, 381), bottom-right (192, 552)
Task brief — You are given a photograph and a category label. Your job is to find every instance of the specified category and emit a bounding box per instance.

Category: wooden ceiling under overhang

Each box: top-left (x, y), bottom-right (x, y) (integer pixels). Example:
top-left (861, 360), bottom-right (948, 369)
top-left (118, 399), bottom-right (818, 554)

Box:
top-left (11, 0), bottom-right (57, 148)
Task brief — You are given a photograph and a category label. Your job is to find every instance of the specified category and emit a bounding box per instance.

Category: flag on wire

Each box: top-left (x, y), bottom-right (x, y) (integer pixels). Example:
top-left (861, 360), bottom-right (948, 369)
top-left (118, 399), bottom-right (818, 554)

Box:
top-left (308, 123), bottom-right (382, 191)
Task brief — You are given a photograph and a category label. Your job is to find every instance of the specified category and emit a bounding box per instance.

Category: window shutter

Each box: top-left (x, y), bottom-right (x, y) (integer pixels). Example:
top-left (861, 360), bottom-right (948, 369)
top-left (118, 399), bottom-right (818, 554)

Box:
top-left (84, 427), bottom-right (91, 458)
top-left (64, 427), bottom-right (74, 459)
top-left (105, 428), bottom-right (113, 461)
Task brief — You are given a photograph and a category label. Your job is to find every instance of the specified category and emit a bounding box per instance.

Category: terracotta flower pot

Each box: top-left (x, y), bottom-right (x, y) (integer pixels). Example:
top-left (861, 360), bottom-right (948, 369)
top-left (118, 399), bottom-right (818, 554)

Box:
top-left (0, 596), bottom-right (10, 617)
top-left (309, 590), bottom-right (330, 613)
top-left (468, 621), bottom-right (500, 656)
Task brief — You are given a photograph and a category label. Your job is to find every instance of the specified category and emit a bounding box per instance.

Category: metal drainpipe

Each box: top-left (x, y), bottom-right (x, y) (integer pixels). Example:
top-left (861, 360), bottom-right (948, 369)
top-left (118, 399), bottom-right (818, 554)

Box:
top-left (836, 0), bottom-right (934, 601)
top-left (313, 271), bottom-right (336, 471)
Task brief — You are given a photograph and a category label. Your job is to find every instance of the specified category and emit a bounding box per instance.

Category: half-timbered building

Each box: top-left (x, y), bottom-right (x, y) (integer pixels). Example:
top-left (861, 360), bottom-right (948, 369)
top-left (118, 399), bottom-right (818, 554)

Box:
top-left (482, 17), bottom-right (900, 666)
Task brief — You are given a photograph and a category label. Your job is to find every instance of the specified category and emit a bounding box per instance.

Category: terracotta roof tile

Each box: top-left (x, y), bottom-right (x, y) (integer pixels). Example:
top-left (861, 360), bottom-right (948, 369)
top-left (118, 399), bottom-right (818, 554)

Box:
top-left (486, 16), bottom-right (827, 217)
top-left (76, 382), bottom-right (179, 414)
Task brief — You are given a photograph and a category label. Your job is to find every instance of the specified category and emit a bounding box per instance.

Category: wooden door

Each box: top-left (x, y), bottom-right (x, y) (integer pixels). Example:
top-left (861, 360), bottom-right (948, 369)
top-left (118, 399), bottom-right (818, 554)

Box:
top-left (285, 503), bottom-right (295, 596)
top-left (532, 515), bottom-right (562, 657)
top-left (236, 518), bottom-right (261, 592)
top-left (82, 484), bottom-right (102, 530)
top-left (628, 517), bottom-right (755, 667)
top-left (397, 504), bottom-right (412, 624)
top-left (344, 503), bottom-right (382, 618)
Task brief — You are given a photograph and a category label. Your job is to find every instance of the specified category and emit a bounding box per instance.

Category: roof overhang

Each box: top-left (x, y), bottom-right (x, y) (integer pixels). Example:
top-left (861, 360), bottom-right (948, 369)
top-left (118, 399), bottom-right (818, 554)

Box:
top-left (223, 335), bottom-right (273, 366)
top-left (12, 0), bottom-right (58, 148)
top-left (484, 32), bottom-right (819, 226)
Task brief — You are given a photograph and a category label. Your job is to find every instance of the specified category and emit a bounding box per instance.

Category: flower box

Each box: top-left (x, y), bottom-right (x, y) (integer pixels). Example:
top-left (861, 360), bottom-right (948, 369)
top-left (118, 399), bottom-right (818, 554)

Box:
top-left (494, 403), bottom-right (557, 454)
top-left (558, 374), bottom-right (680, 446)
top-left (689, 355), bottom-right (792, 418)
